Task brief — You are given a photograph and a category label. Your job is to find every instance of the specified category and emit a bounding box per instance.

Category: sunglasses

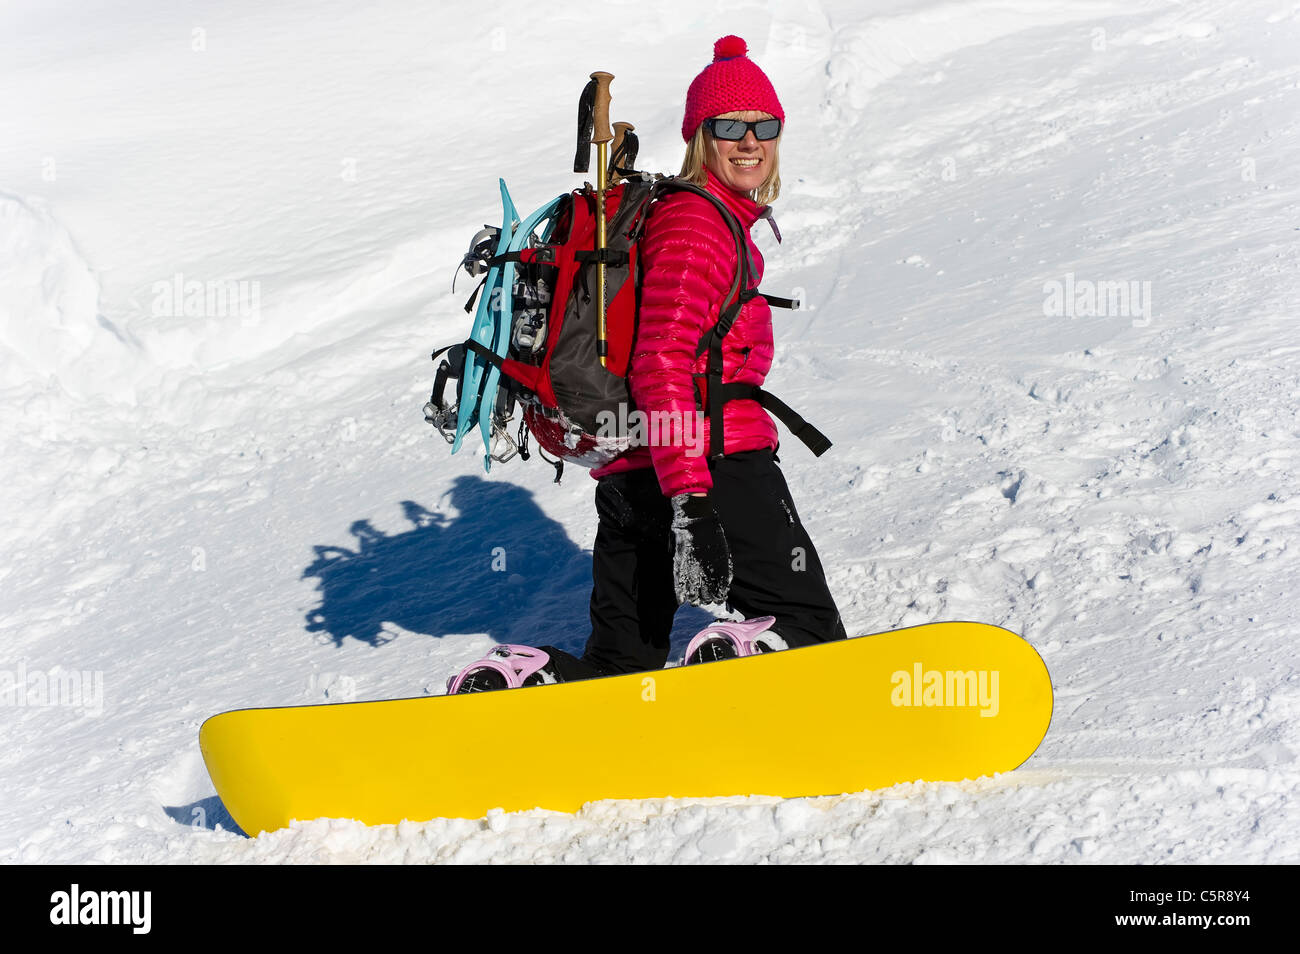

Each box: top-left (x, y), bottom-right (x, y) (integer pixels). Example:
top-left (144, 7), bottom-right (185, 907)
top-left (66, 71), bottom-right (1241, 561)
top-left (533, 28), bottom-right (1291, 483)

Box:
top-left (704, 117), bottom-right (782, 141)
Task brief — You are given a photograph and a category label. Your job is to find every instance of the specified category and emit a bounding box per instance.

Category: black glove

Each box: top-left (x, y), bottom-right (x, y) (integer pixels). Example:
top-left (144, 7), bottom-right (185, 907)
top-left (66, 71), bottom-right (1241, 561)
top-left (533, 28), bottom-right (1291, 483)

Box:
top-left (670, 493), bottom-right (732, 606)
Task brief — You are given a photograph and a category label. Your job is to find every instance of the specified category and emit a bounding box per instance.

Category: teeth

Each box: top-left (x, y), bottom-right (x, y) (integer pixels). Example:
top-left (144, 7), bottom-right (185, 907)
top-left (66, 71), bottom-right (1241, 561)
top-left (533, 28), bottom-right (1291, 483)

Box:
top-left (731, 159), bottom-right (760, 166)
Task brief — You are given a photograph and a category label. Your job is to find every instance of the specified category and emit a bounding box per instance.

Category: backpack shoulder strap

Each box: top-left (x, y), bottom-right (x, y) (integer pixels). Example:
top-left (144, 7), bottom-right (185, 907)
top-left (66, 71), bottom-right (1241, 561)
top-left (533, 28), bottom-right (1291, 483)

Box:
top-left (643, 177), bottom-right (830, 459)
top-left (646, 178), bottom-right (751, 339)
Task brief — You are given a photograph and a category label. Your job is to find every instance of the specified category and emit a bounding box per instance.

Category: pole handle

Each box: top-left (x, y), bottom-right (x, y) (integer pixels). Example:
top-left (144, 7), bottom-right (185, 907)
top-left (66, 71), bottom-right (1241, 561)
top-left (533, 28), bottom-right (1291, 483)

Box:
top-left (612, 121), bottom-right (634, 154)
top-left (610, 122), bottom-right (634, 185)
top-left (590, 71), bottom-right (614, 145)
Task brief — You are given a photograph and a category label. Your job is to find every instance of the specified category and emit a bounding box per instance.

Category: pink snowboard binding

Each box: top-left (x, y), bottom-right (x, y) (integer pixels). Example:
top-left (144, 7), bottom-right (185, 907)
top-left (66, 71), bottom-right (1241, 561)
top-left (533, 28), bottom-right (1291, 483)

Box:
top-left (446, 644), bottom-right (558, 694)
top-left (682, 616), bottom-right (789, 666)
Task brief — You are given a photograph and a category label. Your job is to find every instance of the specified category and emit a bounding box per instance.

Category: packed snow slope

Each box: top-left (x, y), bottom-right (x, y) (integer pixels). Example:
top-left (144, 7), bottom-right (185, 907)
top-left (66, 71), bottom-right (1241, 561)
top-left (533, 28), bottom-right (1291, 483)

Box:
top-left (2, 0), bottom-right (1297, 863)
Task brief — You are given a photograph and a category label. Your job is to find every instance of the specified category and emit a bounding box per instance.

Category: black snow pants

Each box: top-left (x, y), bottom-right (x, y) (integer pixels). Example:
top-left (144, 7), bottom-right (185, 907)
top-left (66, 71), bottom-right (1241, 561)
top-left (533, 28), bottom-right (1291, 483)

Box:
top-left (542, 448), bottom-right (846, 680)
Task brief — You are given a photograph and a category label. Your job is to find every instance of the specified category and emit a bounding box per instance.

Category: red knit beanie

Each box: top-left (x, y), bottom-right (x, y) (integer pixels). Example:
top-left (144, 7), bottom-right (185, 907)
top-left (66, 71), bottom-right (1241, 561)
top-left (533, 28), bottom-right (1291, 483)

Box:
top-left (681, 35), bottom-right (785, 142)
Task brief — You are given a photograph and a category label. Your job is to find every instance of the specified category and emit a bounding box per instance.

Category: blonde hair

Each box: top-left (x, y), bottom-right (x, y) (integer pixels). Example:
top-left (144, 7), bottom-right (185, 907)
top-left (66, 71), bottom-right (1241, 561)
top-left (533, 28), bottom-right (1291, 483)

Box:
top-left (678, 110), bottom-right (781, 206)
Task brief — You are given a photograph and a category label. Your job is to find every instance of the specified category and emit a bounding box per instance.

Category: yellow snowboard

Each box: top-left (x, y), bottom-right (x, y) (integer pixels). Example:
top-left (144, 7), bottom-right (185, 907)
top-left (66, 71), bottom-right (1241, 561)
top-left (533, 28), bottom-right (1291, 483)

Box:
top-left (200, 621), bottom-right (1052, 835)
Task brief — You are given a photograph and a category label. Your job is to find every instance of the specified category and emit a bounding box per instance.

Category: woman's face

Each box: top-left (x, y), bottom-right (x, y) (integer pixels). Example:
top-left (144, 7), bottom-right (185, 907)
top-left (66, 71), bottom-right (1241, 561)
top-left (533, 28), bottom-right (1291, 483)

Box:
top-left (703, 110), bottom-right (778, 195)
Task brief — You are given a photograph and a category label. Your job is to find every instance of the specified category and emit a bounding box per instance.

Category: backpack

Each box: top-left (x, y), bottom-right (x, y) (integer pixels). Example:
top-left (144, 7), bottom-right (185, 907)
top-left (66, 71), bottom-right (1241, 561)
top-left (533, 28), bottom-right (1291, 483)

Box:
top-left (424, 173), bottom-right (830, 482)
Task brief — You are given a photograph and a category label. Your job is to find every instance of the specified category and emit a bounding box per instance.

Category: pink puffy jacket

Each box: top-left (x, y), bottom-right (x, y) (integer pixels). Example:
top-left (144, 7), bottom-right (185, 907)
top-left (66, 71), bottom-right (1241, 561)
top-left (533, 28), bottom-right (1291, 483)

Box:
top-left (591, 168), bottom-right (780, 496)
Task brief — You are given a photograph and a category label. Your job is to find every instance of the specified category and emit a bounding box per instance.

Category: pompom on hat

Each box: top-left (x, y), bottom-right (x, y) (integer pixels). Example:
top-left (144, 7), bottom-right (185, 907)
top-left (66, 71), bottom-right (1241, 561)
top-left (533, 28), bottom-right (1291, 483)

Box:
top-left (681, 35), bottom-right (785, 142)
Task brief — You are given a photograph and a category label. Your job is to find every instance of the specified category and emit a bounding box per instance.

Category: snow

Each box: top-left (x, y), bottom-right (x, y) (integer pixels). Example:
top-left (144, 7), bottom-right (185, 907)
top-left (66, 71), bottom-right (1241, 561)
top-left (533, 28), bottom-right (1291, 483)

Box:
top-left (2, 0), bottom-right (1298, 863)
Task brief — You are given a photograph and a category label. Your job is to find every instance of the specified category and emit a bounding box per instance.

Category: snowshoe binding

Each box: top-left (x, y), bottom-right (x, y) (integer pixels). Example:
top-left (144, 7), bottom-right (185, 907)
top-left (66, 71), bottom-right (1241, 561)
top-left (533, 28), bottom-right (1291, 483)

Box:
top-left (682, 616), bottom-right (788, 666)
top-left (446, 645), bottom-right (560, 694)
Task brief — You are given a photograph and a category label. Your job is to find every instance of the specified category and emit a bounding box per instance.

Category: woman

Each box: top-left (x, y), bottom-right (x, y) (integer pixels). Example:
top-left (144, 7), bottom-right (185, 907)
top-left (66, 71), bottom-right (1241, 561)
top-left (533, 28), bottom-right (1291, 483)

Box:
top-left (448, 36), bottom-right (846, 693)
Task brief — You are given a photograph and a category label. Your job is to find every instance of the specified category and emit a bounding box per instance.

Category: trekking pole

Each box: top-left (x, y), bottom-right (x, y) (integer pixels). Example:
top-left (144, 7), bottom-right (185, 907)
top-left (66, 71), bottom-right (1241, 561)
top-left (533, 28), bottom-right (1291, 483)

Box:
top-left (589, 71), bottom-right (613, 368)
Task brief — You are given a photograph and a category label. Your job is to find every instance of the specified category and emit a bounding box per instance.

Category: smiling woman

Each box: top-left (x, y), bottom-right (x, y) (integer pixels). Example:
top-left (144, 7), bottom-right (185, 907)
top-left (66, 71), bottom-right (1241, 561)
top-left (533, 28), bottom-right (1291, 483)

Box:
top-left (558, 33), bottom-right (845, 675)
top-left (442, 33), bottom-right (845, 691)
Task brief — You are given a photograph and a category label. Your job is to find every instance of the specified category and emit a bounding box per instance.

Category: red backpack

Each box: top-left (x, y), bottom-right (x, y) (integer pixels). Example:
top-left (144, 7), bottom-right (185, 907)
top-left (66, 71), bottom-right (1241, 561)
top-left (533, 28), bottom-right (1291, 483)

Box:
top-left (425, 175), bottom-right (829, 481)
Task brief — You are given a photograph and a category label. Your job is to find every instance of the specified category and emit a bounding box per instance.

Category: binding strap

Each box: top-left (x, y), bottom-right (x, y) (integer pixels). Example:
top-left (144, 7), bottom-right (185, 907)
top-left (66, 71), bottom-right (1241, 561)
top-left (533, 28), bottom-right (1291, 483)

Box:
top-left (463, 338), bottom-right (503, 370)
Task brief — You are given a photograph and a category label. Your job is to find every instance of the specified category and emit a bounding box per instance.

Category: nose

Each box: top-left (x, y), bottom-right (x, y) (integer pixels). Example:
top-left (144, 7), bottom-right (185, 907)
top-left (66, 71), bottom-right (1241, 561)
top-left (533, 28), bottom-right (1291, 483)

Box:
top-left (739, 130), bottom-right (759, 149)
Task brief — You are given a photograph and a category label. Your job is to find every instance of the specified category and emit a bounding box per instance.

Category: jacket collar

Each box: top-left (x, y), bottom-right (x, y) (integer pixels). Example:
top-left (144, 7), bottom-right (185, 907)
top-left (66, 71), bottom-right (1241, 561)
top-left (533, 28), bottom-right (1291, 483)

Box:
top-left (703, 167), bottom-right (765, 229)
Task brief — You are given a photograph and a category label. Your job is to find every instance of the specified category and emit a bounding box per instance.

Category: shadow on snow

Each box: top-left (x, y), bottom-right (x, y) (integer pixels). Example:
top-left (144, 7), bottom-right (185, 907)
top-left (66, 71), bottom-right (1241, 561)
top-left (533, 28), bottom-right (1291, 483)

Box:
top-left (302, 473), bottom-right (712, 659)
top-left (302, 475), bottom-right (595, 656)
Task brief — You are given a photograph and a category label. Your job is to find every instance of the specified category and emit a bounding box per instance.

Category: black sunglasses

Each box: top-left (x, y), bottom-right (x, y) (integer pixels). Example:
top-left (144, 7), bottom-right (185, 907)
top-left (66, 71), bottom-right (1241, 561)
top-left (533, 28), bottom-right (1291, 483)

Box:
top-left (704, 117), bottom-right (782, 141)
